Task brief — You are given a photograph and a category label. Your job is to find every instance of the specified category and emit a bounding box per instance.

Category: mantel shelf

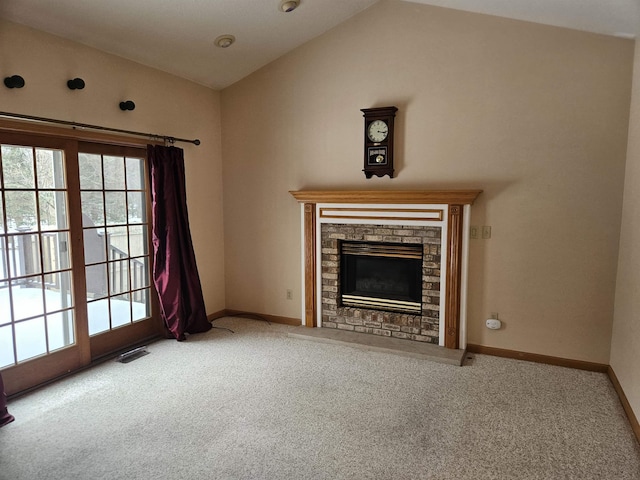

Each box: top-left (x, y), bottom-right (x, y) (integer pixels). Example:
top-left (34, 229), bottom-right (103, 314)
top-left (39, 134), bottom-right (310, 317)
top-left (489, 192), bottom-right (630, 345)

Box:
top-left (289, 189), bottom-right (482, 205)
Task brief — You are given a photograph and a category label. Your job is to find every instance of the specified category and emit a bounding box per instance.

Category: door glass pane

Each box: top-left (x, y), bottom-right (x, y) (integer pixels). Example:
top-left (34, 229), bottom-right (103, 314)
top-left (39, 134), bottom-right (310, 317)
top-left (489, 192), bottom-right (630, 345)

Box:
top-left (129, 225), bottom-right (146, 257)
top-left (41, 232), bottom-right (71, 274)
top-left (1, 145), bottom-right (35, 188)
top-left (85, 263), bottom-right (108, 299)
top-left (4, 191), bottom-right (37, 230)
top-left (105, 191), bottom-right (126, 225)
top-left (39, 191), bottom-right (68, 230)
top-left (83, 227), bottom-right (106, 265)
top-left (131, 257), bottom-right (149, 289)
top-left (107, 226), bottom-right (128, 257)
top-left (110, 259), bottom-right (130, 295)
top-left (81, 191), bottom-right (105, 227)
top-left (36, 149), bottom-right (65, 189)
top-left (88, 298), bottom-right (110, 335)
top-left (0, 239), bottom-right (7, 281)
top-left (132, 288), bottom-right (150, 322)
top-left (12, 277), bottom-right (45, 320)
top-left (44, 271), bottom-right (73, 313)
top-left (11, 234), bottom-right (41, 277)
top-left (125, 157), bottom-right (144, 190)
top-left (103, 156), bottom-right (125, 190)
top-left (15, 317), bottom-right (47, 362)
top-left (0, 325), bottom-right (14, 368)
top-left (0, 280), bottom-right (9, 325)
top-left (47, 310), bottom-right (74, 352)
top-left (127, 192), bottom-right (145, 223)
top-left (78, 153), bottom-right (102, 190)
top-left (111, 293), bottom-right (132, 328)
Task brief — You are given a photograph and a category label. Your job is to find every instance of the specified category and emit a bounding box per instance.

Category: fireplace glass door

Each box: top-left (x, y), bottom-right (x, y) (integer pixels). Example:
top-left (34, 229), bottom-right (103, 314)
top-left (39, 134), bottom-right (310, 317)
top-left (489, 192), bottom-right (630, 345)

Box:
top-left (340, 241), bottom-right (422, 314)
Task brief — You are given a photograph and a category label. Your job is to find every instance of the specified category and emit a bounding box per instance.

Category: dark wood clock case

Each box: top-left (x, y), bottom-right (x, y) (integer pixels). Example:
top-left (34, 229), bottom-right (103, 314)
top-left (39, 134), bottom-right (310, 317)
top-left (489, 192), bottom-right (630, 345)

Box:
top-left (361, 106), bottom-right (397, 179)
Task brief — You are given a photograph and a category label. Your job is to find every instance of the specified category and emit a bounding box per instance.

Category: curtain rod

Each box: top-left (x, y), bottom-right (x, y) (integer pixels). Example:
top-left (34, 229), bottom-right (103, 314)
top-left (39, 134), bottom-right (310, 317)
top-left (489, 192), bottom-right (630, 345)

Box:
top-left (0, 111), bottom-right (200, 146)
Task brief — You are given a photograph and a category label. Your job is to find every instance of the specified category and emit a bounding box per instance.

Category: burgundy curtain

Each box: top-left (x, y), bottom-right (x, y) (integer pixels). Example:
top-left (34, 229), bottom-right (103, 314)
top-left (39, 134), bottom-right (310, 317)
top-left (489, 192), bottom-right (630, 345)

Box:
top-left (0, 371), bottom-right (14, 427)
top-left (148, 145), bottom-right (211, 341)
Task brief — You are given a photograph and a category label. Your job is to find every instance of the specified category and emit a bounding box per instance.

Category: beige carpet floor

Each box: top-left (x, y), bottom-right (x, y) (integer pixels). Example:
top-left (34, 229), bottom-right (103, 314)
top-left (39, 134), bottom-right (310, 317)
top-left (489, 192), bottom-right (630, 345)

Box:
top-left (1, 316), bottom-right (639, 480)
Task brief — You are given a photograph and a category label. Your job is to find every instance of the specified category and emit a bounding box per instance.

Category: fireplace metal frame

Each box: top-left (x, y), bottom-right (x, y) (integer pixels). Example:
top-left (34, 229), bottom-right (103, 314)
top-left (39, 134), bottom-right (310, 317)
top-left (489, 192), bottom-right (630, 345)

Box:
top-left (339, 240), bottom-right (423, 315)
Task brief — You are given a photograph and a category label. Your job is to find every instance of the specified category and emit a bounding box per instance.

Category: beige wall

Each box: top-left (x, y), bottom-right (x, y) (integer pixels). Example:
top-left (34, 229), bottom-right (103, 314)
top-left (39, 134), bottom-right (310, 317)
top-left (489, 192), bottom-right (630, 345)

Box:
top-left (221, 0), bottom-right (634, 363)
top-left (611, 40), bottom-right (640, 421)
top-left (0, 20), bottom-right (226, 314)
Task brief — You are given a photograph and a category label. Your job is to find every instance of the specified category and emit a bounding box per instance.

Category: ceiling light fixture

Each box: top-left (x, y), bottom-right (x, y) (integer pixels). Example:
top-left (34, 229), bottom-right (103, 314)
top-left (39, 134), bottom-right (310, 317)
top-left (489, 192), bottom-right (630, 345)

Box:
top-left (215, 34), bottom-right (236, 48)
top-left (279, 0), bottom-right (300, 13)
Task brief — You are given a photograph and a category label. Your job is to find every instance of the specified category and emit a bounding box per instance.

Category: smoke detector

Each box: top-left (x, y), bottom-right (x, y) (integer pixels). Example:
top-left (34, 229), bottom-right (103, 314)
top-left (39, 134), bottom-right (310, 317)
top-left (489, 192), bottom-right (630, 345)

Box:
top-left (215, 34), bottom-right (236, 48)
top-left (279, 0), bottom-right (300, 13)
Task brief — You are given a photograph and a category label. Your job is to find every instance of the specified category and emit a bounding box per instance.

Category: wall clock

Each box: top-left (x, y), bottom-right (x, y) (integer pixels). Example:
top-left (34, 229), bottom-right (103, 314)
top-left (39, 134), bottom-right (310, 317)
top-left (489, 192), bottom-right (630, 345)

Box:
top-left (361, 106), bottom-right (397, 178)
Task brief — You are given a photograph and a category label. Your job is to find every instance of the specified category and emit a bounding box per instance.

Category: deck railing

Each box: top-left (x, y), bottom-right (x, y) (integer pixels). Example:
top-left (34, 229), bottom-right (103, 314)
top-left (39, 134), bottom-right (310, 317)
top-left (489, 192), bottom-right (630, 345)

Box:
top-left (107, 242), bottom-right (147, 302)
top-left (0, 231), bottom-right (148, 298)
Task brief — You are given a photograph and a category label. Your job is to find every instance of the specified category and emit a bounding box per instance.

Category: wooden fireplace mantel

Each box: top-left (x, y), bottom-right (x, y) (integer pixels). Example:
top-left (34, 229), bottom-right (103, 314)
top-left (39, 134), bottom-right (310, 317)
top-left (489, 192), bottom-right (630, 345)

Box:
top-left (289, 189), bottom-right (482, 205)
top-left (290, 189), bottom-right (482, 349)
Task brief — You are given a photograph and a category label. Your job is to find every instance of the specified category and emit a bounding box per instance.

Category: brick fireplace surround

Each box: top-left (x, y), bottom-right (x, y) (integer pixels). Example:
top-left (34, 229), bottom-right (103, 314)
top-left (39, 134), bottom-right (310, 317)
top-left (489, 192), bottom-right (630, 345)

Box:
top-left (290, 190), bottom-right (482, 350)
top-left (321, 223), bottom-right (443, 343)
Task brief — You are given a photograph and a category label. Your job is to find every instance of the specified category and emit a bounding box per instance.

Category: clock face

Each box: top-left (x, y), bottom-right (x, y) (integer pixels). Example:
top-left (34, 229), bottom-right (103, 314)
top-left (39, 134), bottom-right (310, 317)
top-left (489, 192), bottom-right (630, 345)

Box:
top-left (367, 120), bottom-right (389, 143)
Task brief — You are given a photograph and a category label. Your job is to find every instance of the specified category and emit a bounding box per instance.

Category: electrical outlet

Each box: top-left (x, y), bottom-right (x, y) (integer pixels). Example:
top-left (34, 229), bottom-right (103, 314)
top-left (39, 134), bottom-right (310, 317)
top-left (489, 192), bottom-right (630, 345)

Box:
top-left (482, 226), bottom-right (492, 239)
top-left (470, 226), bottom-right (479, 239)
top-left (286, 289), bottom-right (293, 300)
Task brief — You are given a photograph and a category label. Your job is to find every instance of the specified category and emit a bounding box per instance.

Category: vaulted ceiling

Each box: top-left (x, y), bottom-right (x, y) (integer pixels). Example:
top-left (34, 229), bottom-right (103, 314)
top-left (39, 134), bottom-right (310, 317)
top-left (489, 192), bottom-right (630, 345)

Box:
top-left (1, 0), bottom-right (638, 90)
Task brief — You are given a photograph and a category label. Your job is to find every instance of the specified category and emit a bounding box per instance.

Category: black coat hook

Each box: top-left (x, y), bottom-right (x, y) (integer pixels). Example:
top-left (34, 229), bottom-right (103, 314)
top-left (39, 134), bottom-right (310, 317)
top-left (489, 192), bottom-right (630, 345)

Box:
top-left (119, 100), bottom-right (135, 111)
top-left (4, 75), bottom-right (25, 89)
top-left (67, 78), bottom-right (85, 90)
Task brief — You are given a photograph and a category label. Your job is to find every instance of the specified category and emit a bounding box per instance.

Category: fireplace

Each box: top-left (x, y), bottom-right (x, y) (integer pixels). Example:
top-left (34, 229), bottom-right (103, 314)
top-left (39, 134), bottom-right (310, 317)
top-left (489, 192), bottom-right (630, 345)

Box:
top-left (290, 189), bottom-right (483, 349)
top-left (340, 241), bottom-right (423, 314)
top-left (321, 223), bottom-right (441, 343)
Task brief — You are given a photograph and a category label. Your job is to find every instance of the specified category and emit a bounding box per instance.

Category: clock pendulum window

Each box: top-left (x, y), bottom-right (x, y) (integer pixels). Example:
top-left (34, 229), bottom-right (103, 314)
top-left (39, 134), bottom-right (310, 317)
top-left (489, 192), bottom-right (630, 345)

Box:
top-left (361, 106), bottom-right (397, 179)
